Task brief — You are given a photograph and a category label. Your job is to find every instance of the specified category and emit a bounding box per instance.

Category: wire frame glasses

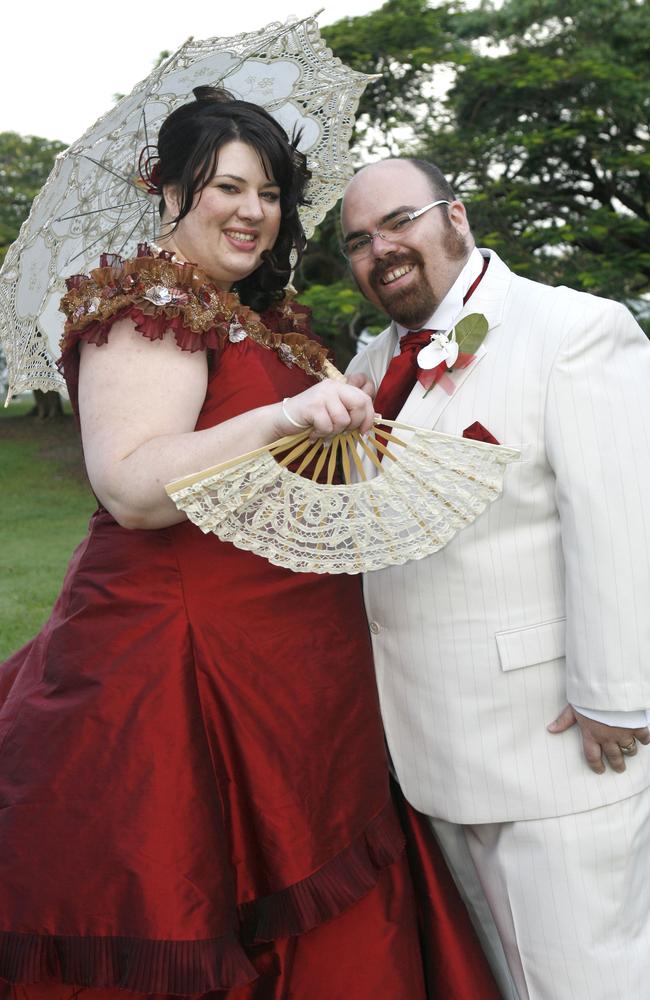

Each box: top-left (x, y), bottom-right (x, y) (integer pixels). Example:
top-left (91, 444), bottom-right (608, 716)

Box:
top-left (341, 199), bottom-right (451, 261)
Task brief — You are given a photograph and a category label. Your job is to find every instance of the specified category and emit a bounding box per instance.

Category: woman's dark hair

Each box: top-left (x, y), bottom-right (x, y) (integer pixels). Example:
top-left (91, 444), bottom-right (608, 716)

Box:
top-left (154, 86), bottom-right (311, 311)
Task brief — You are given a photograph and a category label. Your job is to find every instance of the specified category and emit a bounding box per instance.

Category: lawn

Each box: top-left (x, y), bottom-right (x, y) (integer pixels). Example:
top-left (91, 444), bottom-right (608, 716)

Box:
top-left (0, 399), bottom-right (95, 659)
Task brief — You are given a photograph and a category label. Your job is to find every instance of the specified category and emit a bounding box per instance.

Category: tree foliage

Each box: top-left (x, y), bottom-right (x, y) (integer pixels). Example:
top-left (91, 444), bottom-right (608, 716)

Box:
top-left (322, 0), bottom-right (458, 153)
top-left (423, 0), bottom-right (650, 300)
top-left (298, 1), bottom-right (455, 350)
top-left (0, 132), bottom-right (66, 265)
top-left (299, 280), bottom-right (387, 369)
top-left (310, 0), bottom-right (650, 336)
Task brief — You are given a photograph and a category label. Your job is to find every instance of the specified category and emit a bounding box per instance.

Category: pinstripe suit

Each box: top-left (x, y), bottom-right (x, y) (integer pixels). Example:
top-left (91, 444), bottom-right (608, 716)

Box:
top-left (347, 249), bottom-right (650, 998)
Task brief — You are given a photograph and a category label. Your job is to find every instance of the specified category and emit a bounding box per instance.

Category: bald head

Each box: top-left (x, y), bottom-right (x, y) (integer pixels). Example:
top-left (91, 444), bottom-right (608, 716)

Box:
top-left (342, 158), bottom-right (455, 225)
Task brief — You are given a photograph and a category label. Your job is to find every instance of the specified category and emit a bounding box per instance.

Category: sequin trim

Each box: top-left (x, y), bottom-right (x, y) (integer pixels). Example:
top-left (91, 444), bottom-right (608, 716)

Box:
top-left (60, 245), bottom-right (329, 381)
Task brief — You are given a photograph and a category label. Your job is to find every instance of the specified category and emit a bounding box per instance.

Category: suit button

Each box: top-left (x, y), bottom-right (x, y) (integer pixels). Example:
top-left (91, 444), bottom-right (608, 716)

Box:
top-left (369, 621), bottom-right (381, 634)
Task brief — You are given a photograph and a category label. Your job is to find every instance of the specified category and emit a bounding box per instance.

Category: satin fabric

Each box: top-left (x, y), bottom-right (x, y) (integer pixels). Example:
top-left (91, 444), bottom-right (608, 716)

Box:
top-left (0, 299), bottom-right (499, 998)
top-left (373, 329), bottom-right (434, 421)
top-left (0, 324), bottom-right (407, 993)
top-left (392, 784), bottom-right (502, 1000)
top-left (2, 855), bottom-right (426, 1000)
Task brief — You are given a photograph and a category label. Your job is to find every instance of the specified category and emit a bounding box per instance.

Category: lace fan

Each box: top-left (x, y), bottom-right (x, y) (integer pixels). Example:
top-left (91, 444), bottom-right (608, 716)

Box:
top-left (165, 421), bottom-right (519, 574)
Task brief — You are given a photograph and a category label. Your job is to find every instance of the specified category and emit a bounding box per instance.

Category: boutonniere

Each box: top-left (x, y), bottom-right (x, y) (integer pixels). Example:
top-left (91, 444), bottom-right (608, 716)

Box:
top-left (417, 313), bottom-right (489, 397)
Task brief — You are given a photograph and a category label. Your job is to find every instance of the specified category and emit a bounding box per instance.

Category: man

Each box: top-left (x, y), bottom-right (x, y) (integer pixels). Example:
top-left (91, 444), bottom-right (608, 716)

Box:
top-left (343, 158), bottom-right (650, 1000)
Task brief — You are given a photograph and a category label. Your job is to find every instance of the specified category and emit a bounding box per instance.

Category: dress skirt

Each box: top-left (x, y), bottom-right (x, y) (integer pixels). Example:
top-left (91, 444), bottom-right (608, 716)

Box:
top-left (0, 252), bottom-right (500, 999)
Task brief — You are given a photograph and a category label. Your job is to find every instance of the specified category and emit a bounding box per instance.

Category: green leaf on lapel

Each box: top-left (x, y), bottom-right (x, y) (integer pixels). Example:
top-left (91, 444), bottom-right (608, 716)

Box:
top-left (455, 312), bottom-right (489, 353)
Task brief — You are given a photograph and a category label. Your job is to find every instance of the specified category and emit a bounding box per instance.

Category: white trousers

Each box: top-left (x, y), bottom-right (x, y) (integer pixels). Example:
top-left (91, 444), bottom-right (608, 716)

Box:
top-left (430, 785), bottom-right (650, 1000)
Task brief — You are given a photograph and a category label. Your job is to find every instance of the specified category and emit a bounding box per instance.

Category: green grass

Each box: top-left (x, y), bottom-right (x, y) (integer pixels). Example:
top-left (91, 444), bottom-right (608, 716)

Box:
top-left (0, 400), bottom-right (95, 659)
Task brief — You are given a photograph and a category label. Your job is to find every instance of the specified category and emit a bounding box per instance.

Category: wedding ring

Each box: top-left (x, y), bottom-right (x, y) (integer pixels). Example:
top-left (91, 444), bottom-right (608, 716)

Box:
top-left (620, 740), bottom-right (637, 755)
top-left (281, 398), bottom-right (310, 429)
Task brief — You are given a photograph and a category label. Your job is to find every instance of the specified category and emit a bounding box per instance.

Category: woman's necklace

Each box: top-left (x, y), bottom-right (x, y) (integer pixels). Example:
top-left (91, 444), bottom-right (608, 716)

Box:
top-left (148, 240), bottom-right (187, 266)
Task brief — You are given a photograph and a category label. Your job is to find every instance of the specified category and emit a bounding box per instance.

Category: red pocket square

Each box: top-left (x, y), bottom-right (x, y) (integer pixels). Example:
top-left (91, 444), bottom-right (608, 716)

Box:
top-left (463, 421), bottom-right (500, 445)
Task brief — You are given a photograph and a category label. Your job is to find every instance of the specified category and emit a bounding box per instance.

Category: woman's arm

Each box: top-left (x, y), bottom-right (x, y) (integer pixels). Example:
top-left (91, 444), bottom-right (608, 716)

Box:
top-left (79, 319), bottom-right (374, 530)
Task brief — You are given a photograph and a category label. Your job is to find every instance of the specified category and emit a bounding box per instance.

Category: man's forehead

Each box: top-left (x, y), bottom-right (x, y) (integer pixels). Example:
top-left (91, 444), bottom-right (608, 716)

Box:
top-left (342, 161), bottom-right (430, 222)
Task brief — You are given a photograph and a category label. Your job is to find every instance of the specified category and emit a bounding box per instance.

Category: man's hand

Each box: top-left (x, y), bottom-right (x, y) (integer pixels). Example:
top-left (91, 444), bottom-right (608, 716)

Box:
top-left (346, 371), bottom-right (375, 398)
top-left (548, 705), bottom-right (650, 774)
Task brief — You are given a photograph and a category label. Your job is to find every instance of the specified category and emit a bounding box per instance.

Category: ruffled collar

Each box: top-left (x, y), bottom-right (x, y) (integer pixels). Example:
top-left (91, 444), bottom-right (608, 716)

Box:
top-left (59, 243), bottom-right (331, 381)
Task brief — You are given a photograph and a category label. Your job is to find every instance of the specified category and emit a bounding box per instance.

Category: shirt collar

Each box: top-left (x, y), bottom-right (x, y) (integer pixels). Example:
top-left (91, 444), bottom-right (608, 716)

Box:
top-left (396, 246), bottom-right (486, 338)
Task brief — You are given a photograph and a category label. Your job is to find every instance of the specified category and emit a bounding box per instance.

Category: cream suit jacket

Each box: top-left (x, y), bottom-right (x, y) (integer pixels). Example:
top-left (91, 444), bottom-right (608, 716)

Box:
top-left (347, 250), bottom-right (650, 823)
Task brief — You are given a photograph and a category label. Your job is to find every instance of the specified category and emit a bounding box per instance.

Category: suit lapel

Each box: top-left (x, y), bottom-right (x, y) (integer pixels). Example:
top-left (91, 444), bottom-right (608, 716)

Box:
top-left (399, 345), bottom-right (487, 427)
top-left (398, 250), bottom-right (513, 430)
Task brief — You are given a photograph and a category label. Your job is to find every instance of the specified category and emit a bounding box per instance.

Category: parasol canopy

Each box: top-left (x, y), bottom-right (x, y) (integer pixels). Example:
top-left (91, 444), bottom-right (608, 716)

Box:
top-left (0, 13), bottom-right (375, 401)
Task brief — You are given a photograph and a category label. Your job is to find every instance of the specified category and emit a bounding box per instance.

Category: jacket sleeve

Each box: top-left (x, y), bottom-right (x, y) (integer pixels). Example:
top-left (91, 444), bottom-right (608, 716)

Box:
top-left (545, 296), bottom-right (650, 709)
top-left (345, 326), bottom-right (395, 391)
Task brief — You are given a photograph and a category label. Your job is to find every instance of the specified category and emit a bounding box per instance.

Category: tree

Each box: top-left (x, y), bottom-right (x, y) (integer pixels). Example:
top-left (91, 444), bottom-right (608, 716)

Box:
top-left (322, 0), bottom-right (458, 154)
top-left (307, 0), bottom-right (650, 344)
top-left (300, 1), bottom-right (466, 352)
top-left (298, 2), bottom-right (456, 352)
top-left (0, 132), bottom-right (66, 265)
top-left (294, 210), bottom-right (384, 366)
top-left (415, 0), bottom-right (650, 303)
top-left (298, 280), bottom-right (387, 369)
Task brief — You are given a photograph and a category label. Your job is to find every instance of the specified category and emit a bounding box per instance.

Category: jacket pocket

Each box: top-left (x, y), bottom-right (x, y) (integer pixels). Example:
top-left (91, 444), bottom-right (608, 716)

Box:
top-left (495, 617), bottom-right (566, 672)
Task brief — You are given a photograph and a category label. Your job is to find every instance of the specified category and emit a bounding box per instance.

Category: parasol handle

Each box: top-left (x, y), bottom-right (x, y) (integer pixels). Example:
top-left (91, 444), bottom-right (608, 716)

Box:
top-left (322, 359), bottom-right (346, 382)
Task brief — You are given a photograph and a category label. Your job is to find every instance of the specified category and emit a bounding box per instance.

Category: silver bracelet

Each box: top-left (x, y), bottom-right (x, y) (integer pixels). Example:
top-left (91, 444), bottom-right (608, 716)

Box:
top-left (281, 397), bottom-right (310, 429)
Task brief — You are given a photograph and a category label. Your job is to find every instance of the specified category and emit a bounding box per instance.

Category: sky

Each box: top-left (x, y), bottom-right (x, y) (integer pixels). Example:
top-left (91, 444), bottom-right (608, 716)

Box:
top-left (2, 1), bottom-right (384, 144)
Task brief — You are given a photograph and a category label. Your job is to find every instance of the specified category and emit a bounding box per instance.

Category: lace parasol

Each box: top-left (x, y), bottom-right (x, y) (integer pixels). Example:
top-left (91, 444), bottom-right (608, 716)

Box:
top-left (0, 14), bottom-right (376, 402)
top-left (165, 422), bottom-right (520, 575)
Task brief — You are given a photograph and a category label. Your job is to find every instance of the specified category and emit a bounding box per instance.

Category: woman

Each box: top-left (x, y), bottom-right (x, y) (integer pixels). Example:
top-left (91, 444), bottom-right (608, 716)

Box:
top-left (0, 88), bottom-right (499, 1000)
top-left (0, 86), bottom-right (425, 999)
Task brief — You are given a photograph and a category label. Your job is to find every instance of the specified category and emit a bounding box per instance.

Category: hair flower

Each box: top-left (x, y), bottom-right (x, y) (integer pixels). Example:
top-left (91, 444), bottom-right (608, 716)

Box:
top-left (136, 146), bottom-right (162, 195)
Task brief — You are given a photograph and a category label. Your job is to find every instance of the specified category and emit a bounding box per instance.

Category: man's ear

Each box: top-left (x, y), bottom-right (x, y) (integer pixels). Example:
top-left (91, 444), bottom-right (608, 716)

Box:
top-left (449, 200), bottom-right (471, 236)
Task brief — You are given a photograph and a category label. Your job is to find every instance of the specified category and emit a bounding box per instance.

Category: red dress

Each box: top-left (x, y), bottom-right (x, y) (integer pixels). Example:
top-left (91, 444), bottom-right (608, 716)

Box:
top-left (0, 249), bottom-right (499, 1000)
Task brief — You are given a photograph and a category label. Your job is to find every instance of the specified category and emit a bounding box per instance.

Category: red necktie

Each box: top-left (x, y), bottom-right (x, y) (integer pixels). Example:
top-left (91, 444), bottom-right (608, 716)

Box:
top-left (374, 255), bottom-right (490, 421)
top-left (373, 329), bottom-right (435, 421)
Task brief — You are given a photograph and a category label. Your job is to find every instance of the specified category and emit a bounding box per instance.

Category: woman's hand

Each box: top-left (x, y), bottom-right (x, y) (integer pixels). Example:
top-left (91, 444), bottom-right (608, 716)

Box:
top-left (78, 321), bottom-right (376, 530)
top-left (277, 379), bottom-right (375, 439)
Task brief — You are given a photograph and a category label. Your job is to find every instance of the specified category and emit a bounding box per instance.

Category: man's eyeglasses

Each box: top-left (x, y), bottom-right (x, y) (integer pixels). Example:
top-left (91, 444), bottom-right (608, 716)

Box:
top-left (341, 199), bottom-right (451, 261)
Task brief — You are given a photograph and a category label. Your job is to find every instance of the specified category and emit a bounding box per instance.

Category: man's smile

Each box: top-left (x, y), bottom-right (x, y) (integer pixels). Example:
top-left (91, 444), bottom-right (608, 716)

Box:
top-left (370, 253), bottom-right (421, 291)
top-left (380, 264), bottom-right (416, 285)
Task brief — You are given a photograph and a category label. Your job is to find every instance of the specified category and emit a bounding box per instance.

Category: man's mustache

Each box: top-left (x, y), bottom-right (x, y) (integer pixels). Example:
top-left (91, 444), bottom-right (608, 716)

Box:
top-left (370, 252), bottom-right (422, 289)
